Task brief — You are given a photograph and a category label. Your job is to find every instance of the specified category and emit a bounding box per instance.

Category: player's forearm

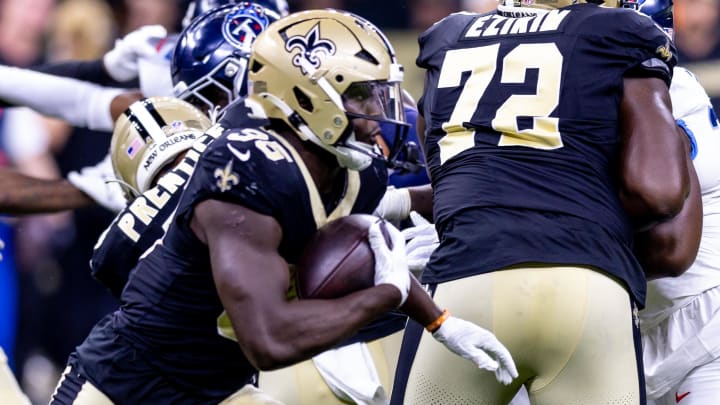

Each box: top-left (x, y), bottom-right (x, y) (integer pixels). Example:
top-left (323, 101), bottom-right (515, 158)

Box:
top-left (235, 285), bottom-right (400, 371)
top-left (400, 276), bottom-right (443, 328)
top-left (408, 184), bottom-right (433, 220)
top-left (0, 170), bottom-right (93, 214)
top-left (634, 155), bottom-right (702, 279)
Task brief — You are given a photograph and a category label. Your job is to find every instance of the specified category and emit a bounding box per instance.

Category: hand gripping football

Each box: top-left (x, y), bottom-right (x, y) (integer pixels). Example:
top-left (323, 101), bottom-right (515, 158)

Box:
top-left (296, 214), bottom-right (388, 299)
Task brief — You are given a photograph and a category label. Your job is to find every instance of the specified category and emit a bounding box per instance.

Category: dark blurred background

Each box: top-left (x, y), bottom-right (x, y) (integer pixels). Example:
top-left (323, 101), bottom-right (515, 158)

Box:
top-left (0, 0), bottom-right (717, 403)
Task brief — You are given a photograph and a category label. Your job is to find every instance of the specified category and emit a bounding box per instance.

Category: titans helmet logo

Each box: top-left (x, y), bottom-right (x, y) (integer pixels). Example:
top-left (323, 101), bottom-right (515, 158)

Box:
top-left (222, 8), bottom-right (267, 49)
top-left (285, 23), bottom-right (336, 75)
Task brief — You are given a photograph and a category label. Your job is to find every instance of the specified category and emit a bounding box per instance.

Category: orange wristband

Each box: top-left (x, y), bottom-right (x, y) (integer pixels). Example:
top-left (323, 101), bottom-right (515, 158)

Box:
top-left (425, 309), bottom-right (450, 333)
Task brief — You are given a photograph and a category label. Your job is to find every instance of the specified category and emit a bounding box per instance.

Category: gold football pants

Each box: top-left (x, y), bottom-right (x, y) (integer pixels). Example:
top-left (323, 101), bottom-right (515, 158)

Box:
top-left (403, 265), bottom-right (643, 405)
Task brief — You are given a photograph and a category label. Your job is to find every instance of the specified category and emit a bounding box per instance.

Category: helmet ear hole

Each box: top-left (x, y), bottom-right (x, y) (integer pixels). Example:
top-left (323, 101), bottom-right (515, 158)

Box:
top-left (293, 87), bottom-right (314, 113)
top-left (250, 60), bottom-right (264, 73)
top-left (354, 49), bottom-right (379, 65)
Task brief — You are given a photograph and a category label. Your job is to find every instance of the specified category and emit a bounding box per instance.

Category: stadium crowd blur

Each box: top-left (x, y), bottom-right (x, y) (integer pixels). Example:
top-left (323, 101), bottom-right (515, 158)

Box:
top-left (0, 0), bottom-right (718, 403)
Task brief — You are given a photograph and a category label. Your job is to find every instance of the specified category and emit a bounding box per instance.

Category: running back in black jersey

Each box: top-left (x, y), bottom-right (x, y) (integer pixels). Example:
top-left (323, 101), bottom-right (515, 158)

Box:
top-left (416, 4), bottom-right (676, 306)
top-left (75, 122), bottom-right (388, 403)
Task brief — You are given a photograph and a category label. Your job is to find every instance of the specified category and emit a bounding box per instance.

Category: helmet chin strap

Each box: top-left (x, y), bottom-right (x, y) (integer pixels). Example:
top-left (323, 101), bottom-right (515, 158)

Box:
top-left (258, 92), bottom-right (372, 170)
top-left (334, 143), bottom-right (373, 171)
top-left (106, 178), bottom-right (139, 202)
top-left (207, 105), bottom-right (221, 125)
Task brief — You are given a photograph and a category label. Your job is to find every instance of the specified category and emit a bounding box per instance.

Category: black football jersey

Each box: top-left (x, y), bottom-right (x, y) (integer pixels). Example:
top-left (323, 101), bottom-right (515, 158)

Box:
top-left (77, 123), bottom-right (388, 403)
top-left (416, 4), bottom-right (677, 306)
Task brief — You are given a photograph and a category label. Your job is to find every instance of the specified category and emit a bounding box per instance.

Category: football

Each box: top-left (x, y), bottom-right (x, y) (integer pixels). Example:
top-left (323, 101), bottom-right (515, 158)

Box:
top-left (295, 214), bottom-right (388, 299)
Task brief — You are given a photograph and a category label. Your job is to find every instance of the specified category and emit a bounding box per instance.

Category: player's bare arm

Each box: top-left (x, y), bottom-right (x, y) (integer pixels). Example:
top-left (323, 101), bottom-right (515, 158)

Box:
top-left (619, 77), bottom-right (692, 230)
top-left (400, 277), bottom-right (443, 326)
top-left (416, 105), bottom-right (427, 148)
top-left (620, 77), bottom-right (703, 277)
top-left (110, 91), bottom-right (144, 122)
top-left (192, 199), bottom-right (402, 370)
top-left (634, 139), bottom-right (703, 279)
top-left (407, 184), bottom-right (433, 220)
top-left (0, 169), bottom-right (93, 214)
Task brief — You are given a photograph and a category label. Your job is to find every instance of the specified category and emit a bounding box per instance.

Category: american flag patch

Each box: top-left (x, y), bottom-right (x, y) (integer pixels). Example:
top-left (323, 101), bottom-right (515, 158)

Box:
top-left (127, 137), bottom-right (144, 158)
top-left (171, 120), bottom-right (185, 130)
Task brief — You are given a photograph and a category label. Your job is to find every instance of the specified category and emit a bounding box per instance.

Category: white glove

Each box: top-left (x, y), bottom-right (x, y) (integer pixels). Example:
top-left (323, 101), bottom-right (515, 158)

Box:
top-left (103, 25), bottom-right (167, 82)
top-left (401, 211), bottom-right (439, 276)
top-left (0, 238), bottom-right (4, 262)
top-left (433, 316), bottom-right (518, 385)
top-left (67, 154), bottom-right (127, 213)
top-left (373, 186), bottom-right (411, 222)
top-left (368, 220), bottom-right (411, 306)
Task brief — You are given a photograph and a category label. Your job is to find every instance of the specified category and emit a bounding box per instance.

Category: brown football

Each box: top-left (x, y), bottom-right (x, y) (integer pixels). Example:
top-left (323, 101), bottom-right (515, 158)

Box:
top-left (296, 214), bottom-right (388, 299)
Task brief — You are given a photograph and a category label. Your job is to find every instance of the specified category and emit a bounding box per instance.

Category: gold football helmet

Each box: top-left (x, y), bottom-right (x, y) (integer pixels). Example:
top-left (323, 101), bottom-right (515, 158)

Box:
top-left (246, 9), bottom-right (409, 171)
top-left (110, 96), bottom-right (212, 200)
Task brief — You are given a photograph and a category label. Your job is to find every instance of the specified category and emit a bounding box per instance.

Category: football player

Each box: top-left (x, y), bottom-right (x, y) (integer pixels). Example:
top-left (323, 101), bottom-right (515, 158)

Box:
top-left (0, 2), bottom-right (279, 302)
top-left (90, 96), bottom-right (214, 294)
top-left (93, 0), bottom-right (279, 297)
top-left (88, 5), bottom-right (439, 403)
top-left (636, 1), bottom-right (720, 404)
top-left (398, 0), bottom-right (702, 403)
top-left (0, 4), bottom-right (422, 402)
top-left (98, 5), bottom-right (429, 404)
top-left (0, 4), bottom-right (277, 403)
top-left (49, 10), bottom-right (517, 404)
top-left (640, 65), bottom-right (719, 405)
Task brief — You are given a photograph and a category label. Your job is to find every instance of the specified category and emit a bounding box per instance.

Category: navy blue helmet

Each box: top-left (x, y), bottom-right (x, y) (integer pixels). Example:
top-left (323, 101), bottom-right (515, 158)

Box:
top-left (182, 0), bottom-right (288, 28)
top-left (638, 0), bottom-right (674, 38)
top-left (172, 3), bottom-right (278, 116)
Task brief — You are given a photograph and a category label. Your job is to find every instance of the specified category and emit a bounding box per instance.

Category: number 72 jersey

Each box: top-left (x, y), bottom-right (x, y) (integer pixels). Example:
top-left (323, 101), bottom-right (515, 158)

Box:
top-left (417, 4), bottom-right (676, 228)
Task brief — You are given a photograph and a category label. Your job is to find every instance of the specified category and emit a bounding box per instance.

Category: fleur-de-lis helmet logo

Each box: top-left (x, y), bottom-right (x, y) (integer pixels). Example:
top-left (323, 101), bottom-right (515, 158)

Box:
top-left (285, 23), bottom-right (336, 75)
